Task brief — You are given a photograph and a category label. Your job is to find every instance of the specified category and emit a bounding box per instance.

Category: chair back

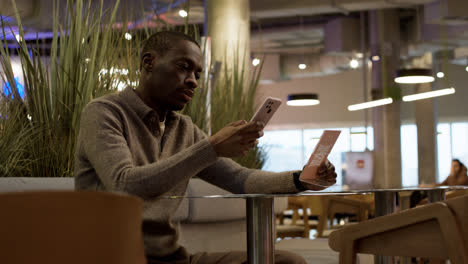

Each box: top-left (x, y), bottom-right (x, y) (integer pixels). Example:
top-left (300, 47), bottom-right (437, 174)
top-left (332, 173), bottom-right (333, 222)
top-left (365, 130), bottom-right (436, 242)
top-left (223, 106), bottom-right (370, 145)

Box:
top-left (0, 191), bottom-right (146, 264)
top-left (444, 194), bottom-right (468, 252)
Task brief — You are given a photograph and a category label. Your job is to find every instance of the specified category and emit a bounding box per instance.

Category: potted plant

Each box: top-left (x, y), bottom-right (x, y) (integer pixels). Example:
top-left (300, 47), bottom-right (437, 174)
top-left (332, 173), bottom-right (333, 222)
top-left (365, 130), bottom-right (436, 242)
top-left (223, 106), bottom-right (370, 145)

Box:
top-left (0, 0), bottom-right (266, 190)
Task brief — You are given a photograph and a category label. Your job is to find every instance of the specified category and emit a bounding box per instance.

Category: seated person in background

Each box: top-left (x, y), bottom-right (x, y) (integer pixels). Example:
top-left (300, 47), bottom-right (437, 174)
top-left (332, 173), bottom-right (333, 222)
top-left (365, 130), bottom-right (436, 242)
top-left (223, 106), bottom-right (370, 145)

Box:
top-left (411, 159), bottom-right (467, 207)
top-left (439, 159), bottom-right (468, 186)
top-left (74, 31), bottom-right (337, 264)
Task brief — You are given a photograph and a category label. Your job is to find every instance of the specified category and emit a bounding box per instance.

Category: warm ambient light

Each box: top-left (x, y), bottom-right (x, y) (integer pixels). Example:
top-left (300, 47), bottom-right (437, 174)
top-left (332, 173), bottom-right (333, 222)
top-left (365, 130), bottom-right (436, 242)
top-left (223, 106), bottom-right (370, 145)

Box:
top-left (372, 55), bottom-right (380, 61)
top-left (252, 58), bottom-right (260, 67)
top-left (287, 94), bottom-right (319, 106)
top-left (348, 98), bottom-right (393, 111)
top-left (394, 68), bottom-right (434, 84)
top-left (179, 10), bottom-right (188, 17)
top-left (402, 88), bottom-right (455, 102)
top-left (437, 72), bottom-right (444, 78)
top-left (350, 59), bottom-right (359, 69)
top-left (298, 63), bottom-right (307, 70)
top-left (124, 33), bottom-right (132, 40)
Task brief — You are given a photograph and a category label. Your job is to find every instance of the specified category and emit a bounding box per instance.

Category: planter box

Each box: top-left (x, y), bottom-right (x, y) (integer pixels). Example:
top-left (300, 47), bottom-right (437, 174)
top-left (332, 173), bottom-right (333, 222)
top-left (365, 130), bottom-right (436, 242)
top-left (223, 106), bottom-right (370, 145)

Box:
top-left (0, 177), bottom-right (74, 192)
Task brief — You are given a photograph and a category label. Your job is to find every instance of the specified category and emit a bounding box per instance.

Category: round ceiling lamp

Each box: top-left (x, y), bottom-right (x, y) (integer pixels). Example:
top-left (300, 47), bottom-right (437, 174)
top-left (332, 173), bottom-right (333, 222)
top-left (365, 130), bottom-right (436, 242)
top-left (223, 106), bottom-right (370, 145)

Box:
top-left (287, 94), bottom-right (320, 106)
top-left (394, 68), bottom-right (435, 84)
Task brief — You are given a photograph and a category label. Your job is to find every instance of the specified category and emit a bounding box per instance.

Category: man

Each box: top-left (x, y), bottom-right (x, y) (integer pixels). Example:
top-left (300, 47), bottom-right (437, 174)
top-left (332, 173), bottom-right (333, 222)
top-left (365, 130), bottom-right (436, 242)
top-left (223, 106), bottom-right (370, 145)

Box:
top-left (75, 31), bottom-right (337, 264)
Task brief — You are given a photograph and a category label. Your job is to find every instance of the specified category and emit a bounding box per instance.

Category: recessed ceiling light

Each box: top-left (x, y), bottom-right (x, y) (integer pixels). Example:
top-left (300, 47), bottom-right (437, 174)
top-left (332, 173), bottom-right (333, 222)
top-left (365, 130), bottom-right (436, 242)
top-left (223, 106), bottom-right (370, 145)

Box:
top-left (298, 63), bottom-right (307, 70)
top-left (350, 59), bottom-right (359, 69)
top-left (179, 10), bottom-right (188, 17)
top-left (436, 72), bottom-right (444, 78)
top-left (252, 58), bottom-right (260, 67)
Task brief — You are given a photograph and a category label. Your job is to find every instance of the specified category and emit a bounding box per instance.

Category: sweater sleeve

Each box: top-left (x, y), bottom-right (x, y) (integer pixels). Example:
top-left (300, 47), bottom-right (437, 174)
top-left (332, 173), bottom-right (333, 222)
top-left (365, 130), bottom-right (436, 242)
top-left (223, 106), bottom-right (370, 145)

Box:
top-left (192, 126), bottom-right (300, 194)
top-left (76, 102), bottom-right (218, 198)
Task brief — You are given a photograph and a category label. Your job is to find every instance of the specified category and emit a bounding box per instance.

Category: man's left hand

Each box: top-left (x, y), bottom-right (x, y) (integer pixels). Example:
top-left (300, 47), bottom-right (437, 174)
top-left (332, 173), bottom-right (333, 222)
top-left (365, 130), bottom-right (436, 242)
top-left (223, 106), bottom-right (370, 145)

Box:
top-left (301, 160), bottom-right (337, 191)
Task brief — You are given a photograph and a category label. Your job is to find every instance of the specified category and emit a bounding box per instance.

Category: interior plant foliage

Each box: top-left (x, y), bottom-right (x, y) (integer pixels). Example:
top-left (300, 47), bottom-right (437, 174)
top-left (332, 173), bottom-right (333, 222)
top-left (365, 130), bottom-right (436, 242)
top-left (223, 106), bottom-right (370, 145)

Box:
top-left (0, 0), bottom-right (265, 177)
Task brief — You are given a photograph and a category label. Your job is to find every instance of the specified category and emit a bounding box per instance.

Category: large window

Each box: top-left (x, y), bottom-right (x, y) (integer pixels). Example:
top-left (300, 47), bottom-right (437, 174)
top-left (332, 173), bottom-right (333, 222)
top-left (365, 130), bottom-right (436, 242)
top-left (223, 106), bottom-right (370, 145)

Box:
top-left (259, 122), bottom-right (468, 187)
top-left (401, 125), bottom-right (418, 187)
top-left (260, 127), bottom-right (373, 185)
top-left (260, 130), bottom-right (303, 172)
top-left (437, 124), bottom-right (452, 183)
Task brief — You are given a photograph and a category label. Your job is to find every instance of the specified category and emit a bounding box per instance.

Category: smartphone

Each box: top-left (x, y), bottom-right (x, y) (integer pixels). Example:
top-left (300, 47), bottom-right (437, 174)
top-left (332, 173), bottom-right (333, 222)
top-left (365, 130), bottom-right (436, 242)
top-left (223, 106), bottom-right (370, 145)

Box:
top-left (250, 97), bottom-right (282, 126)
top-left (300, 130), bottom-right (341, 187)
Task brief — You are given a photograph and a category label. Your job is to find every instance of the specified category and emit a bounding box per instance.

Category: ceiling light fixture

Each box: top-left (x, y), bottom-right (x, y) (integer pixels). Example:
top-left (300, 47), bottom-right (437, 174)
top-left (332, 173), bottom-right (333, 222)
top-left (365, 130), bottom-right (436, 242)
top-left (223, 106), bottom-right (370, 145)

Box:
top-left (348, 98), bottom-right (393, 111)
top-left (436, 71), bottom-right (444, 78)
top-left (287, 94), bottom-right (319, 106)
top-left (394, 68), bottom-right (434, 84)
top-left (252, 58), bottom-right (260, 67)
top-left (465, 66), bottom-right (468, 72)
top-left (179, 10), bottom-right (188, 17)
top-left (298, 63), bottom-right (307, 70)
top-left (371, 55), bottom-right (380, 61)
top-left (350, 59), bottom-right (359, 69)
top-left (402, 87), bottom-right (455, 102)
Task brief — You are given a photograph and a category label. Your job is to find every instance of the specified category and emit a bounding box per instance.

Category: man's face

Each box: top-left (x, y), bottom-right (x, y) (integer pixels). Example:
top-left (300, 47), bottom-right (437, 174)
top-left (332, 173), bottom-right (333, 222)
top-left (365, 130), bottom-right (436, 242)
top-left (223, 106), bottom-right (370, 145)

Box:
top-left (144, 40), bottom-right (203, 111)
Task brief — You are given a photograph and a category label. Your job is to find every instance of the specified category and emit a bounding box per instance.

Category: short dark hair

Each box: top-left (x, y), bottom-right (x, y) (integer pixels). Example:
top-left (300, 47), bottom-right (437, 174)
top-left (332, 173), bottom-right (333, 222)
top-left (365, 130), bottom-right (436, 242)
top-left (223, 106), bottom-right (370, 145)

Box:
top-left (140, 31), bottom-right (200, 60)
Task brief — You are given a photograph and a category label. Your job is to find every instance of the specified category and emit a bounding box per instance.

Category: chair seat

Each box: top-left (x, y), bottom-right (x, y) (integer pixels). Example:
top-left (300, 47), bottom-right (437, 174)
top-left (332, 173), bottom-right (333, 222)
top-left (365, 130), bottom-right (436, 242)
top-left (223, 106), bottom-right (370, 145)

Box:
top-left (276, 238), bottom-right (373, 264)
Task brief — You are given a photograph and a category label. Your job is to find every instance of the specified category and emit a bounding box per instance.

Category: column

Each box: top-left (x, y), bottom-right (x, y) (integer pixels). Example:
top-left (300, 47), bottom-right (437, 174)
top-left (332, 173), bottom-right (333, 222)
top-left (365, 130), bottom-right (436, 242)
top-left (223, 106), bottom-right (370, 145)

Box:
top-left (369, 10), bottom-right (402, 189)
top-left (205, 0), bottom-right (250, 72)
top-left (415, 83), bottom-right (438, 184)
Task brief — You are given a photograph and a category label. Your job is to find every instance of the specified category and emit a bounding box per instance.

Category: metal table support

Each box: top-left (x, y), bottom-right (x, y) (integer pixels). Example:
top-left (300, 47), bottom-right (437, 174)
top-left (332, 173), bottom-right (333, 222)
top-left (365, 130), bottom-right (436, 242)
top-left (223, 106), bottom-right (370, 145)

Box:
top-left (246, 197), bottom-right (275, 264)
top-left (374, 191), bottom-right (397, 264)
top-left (427, 189), bottom-right (446, 203)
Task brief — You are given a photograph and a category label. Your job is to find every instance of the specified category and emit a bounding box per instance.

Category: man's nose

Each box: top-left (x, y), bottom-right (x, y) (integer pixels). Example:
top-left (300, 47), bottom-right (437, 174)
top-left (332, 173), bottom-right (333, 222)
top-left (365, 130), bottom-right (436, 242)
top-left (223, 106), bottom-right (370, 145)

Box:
top-left (185, 73), bottom-right (198, 89)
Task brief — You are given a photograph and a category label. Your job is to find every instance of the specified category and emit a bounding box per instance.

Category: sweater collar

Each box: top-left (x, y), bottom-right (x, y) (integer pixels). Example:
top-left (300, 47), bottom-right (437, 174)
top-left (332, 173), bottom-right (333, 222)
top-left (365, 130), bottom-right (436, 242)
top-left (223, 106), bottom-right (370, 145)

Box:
top-left (121, 87), bottom-right (179, 122)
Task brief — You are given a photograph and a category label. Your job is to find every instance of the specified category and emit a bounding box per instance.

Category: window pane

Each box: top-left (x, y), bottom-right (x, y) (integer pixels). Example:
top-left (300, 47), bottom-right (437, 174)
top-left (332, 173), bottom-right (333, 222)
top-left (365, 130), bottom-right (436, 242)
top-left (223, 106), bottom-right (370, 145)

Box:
top-left (401, 124), bottom-right (418, 187)
top-left (259, 130), bottom-right (303, 172)
top-left (437, 123), bottom-right (452, 183)
top-left (451, 122), bottom-right (468, 165)
top-left (367, 127), bottom-right (374, 151)
top-left (350, 127), bottom-right (367, 152)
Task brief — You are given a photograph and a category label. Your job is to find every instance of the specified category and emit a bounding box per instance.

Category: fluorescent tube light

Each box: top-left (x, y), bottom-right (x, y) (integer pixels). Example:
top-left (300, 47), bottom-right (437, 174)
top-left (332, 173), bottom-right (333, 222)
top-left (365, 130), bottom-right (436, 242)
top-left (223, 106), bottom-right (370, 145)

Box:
top-left (348, 98), bottom-right (393, 111)
top-left (402, 88), bottom-right (455, 102)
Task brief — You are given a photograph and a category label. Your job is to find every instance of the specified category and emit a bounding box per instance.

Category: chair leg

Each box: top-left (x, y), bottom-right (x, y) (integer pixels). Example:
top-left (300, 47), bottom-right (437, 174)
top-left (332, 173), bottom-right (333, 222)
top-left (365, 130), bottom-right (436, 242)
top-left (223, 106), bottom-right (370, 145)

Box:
top-left (340, 242), bottom-right (357, 264)
top-left (316, 215), bottom-right (325, 238)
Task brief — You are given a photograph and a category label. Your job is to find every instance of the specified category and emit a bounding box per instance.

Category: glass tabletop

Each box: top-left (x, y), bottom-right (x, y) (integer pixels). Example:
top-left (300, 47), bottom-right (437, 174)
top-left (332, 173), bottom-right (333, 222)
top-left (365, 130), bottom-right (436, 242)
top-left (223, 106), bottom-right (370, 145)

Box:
top-left (160, 185), bottom-right (468, 199)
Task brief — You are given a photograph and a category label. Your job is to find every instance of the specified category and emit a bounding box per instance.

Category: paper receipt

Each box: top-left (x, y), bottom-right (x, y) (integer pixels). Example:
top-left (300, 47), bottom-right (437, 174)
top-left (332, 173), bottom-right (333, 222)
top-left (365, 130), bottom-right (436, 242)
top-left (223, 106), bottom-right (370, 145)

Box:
top-left (300, 130), bottom-right (341, 186)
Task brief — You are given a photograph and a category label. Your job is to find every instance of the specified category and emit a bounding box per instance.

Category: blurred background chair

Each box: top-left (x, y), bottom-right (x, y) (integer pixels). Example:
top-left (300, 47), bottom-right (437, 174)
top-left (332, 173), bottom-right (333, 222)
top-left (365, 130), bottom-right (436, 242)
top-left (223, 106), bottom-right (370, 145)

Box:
top-left (328, 194), bottom-right (468, 264)
top-left (0, 191), bottom-right (146, 264)
top-left (324, 194), bottom-right (374, 230)
top-left (276, 196), bottom-right (325, 239)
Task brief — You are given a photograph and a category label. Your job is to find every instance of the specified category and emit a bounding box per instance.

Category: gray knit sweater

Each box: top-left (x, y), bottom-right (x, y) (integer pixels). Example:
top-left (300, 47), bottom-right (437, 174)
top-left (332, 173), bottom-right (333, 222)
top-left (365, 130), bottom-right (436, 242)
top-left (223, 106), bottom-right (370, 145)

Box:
top-left (74, 87), bottom-right (299, 258)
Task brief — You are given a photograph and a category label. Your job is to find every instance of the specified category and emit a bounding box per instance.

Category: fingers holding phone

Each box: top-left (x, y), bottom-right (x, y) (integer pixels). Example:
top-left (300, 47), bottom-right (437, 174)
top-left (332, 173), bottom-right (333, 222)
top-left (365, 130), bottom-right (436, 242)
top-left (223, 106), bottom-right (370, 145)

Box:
top-left (209, 121), bottom-right (263, 157)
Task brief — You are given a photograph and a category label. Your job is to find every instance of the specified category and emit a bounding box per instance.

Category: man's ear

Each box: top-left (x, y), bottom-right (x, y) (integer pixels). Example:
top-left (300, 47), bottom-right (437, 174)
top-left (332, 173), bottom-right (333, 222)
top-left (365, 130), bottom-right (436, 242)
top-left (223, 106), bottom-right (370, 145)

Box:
top-left (141, 52), bottom-right (154, 72)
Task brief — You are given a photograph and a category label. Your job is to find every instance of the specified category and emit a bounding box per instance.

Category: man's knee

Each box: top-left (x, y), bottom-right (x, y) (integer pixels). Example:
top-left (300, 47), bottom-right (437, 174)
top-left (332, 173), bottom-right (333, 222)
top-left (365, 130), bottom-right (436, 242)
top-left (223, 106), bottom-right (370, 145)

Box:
top-left (275, 250), bottom-right (307, 264)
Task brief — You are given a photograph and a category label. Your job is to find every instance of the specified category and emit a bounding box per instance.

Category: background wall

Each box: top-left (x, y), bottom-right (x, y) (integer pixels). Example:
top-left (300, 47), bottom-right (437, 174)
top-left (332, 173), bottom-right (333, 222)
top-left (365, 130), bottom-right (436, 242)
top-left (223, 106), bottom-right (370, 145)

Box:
top-left (255, 57), bottom-right (468, 130)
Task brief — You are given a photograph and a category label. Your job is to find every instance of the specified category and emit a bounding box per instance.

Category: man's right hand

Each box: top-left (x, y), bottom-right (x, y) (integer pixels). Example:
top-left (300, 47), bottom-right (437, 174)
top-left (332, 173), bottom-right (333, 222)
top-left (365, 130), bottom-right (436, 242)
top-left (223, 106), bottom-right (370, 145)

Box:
top-left (209, 120), bottom-right (264, 157)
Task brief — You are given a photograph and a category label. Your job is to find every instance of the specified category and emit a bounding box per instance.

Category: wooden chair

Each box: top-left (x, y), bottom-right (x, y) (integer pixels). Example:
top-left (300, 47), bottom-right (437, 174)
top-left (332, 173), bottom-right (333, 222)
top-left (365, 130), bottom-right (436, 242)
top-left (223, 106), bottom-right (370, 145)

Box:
top-left (0, 191), bottom-right (147, 264)
top-left (328, 194), bottom-right (468, 264)
top-left (324, 194), bottom-right (374, 229)
top-left (276, 196), bottom-right (325, 238)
